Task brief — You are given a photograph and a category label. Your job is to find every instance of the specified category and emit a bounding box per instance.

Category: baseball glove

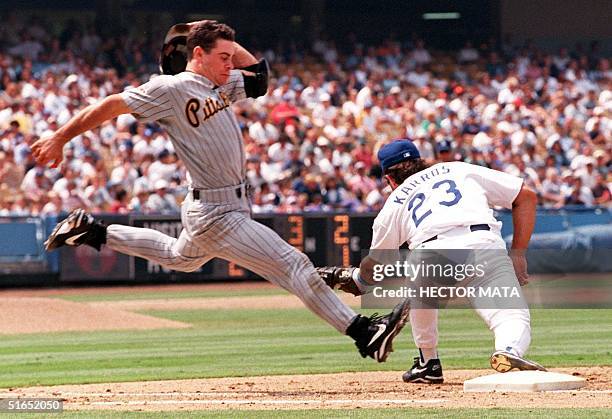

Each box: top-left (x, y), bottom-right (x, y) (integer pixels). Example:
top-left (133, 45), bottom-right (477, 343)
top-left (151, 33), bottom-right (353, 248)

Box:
top-left (316, 266), bottom-right (363, 296)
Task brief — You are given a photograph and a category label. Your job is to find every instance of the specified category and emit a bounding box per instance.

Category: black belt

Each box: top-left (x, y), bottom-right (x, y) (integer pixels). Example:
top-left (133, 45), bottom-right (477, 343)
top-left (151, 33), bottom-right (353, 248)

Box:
top-left (422, 224), bottom-right (490, 244)
top-left (192, 187), bottom-right (242, 200)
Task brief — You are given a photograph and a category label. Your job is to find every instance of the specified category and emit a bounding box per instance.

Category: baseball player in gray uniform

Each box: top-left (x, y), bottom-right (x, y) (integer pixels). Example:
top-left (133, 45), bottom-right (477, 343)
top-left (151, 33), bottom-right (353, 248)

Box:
top-left (31, 20), bottom-right (409, 362)
top-left (318, 139), bottom-right (546, 383)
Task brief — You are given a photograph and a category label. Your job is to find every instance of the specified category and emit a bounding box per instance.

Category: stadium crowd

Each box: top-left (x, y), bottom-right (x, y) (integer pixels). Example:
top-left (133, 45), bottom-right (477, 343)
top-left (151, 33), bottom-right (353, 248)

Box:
top-left (0, 14), bottom-right (610, 216)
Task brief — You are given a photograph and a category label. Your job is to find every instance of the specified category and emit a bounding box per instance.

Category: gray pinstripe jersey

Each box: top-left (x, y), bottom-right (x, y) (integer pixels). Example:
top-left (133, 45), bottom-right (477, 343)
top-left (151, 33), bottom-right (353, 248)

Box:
top-left (109, 70), bottom-right (358, 335)
top-left (121, 70), bottom-right (247, 189)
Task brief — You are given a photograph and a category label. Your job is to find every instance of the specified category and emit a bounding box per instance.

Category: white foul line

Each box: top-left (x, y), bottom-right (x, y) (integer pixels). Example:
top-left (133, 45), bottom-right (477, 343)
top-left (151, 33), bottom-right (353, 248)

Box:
top-left (88, 399), bottom-right (447, 406)
top-left (550, 389), bottom-right (612, 394)
top-left (2, 392), bottom-right (260, 397)
top-left (1, 390), bottom-right (610, 399)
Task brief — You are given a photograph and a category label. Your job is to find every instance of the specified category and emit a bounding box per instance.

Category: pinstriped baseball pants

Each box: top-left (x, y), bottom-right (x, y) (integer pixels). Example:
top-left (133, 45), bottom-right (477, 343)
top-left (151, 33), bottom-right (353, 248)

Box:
top-left (106, 193), bottom-right (357, 333)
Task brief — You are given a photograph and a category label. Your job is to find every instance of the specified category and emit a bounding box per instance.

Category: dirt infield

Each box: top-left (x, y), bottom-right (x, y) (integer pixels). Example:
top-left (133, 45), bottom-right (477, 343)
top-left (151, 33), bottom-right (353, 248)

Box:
top-left (0, 281), bottom-right (277, 298)
top-left (0, 297), bottom-right (189, 334)
top-left (1, 368), bottom-right (610, 411)
top-left (88, 293), bottom-right (360, 311)
top-left (0, 283), bottom-right (278, 335)
top-left (0, 284), bottom-right (357, 334)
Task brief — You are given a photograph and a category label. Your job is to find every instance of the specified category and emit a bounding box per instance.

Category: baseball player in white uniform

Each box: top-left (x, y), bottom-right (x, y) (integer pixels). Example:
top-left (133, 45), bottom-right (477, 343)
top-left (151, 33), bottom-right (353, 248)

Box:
top-left (31, 20), bottom-right (410, 363)
top-left (318, 139), bottom-right (546, 383)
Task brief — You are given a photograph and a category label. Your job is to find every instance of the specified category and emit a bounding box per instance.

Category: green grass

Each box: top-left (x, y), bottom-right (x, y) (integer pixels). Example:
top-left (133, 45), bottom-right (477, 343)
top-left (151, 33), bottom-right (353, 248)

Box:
top-left (0, 306), bottom-right (609, 388)
top-left (4, 408), bottom-right (610, 418)
top-left (57, 287), bottom-right (287, 302)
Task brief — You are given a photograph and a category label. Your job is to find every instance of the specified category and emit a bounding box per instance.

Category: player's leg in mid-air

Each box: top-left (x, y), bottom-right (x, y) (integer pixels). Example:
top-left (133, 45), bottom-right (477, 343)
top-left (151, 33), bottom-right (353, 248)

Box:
top-left (206, 209), bottom-right (410, 362)
top-left (46, 208), bottom-right (410, 362)
top-left (46, 208), bottom-right (211, 272)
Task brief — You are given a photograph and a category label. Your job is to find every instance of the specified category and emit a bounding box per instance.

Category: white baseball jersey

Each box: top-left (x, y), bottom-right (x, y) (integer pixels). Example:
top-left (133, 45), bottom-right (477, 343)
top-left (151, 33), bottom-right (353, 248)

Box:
top-left (371, 162), bottom-right (523, 250)
top-left (121, 70), bottom-right (247, 189)
top-left (374, 162), bottom-right (532, 360)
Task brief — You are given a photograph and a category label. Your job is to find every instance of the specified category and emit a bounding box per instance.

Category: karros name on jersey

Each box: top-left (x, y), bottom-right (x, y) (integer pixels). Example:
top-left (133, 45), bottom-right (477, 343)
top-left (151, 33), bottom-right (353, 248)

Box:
top-left (393, 165), bottom-right (451, 205)
top-left (185, 93), bottom-right (231, 127)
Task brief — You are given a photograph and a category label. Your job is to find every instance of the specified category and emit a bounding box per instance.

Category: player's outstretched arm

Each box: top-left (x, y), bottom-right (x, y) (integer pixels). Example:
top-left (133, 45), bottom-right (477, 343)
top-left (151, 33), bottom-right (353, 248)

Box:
top-left (510, 184), bottom-right (537, 286)
top-left (31, 94), bottom-right (130, 168)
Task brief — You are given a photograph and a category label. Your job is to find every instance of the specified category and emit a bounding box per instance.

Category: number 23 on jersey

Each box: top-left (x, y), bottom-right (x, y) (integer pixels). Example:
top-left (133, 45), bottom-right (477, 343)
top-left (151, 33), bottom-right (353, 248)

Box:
top-left (408, 179), bottom-right (462, 227)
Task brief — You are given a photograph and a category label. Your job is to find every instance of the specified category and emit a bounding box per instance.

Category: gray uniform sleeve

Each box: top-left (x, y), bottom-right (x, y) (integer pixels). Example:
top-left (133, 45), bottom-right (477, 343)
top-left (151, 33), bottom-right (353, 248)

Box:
top-left (121, 75), bottom-right (175, 123)
top-left (219, 70), bottom-right (247, 103)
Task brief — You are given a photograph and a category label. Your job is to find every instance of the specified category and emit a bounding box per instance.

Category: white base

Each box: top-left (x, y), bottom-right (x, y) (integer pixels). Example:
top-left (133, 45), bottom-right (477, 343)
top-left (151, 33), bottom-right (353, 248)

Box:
top-left (463, 371), bottom-right (586, 392)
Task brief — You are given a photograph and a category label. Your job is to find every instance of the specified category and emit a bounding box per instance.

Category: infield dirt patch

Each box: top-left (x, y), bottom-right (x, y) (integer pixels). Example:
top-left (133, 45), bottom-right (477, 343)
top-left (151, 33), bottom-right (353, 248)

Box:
top-left (88, 293), bottom-right (360, 311)
top-left (0, 281), bottom-right (276, 298)
top-left (0, 283), bottom-right (282, 334)
top-left (1, 368), bottom-right (610, 411)
top-left (0, 297), bottom-right (189, 334)
top-left (0, 283), bottom-right (360, 331)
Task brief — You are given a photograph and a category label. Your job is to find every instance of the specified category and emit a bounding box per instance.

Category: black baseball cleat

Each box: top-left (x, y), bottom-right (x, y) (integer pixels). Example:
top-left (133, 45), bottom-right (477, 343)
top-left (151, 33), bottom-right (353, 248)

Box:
top-left (403, 357), bottom-right (444, 384)
top-left (347, 299), bottom-right (410, 363)
top-left (45, 209), bottom-right (107, 251)
top-left (490, 350), bottom-right (547, 373)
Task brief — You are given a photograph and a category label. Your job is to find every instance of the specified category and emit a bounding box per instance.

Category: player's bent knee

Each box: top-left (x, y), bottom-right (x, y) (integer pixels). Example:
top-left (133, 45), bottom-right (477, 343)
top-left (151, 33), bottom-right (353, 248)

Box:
top-left (162, 255), bottom-right (202, 272)
top-left (282, 250), bottom-right (324, 291)
top-left (288, 270), bottom-right (329, 299)
top-left (179, 263), bottom-right (202, 273)
top-left (293, 252), bottom-right (319, 278)
top-left (294, 250), bottom-right (314, 270)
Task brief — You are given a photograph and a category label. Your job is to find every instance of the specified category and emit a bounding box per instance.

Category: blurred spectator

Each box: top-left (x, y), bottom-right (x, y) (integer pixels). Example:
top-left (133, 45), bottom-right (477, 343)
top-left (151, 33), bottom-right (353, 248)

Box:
top-left (148, 149), bottom-right (178, 184)
top-left (436, 139), bottom-right (455, 163)
top-left (20, 166), bottom-right (51, 201)
top-left (41, 191), bottom-right (64, 216)
top-left (305, 193), bottom-right (330, 212)
top-left (83, 173), bottom-right (112, 211)
top-left (406, 65), bottom-right (431, 88)
top-left (458, 41), bottom-right (480, 63)
top-left (293, 173), bottom-right (322, 201)
top-left (248, 113), bottom-right (278, 144)
top-left (347, 162), bottom-right (377, 196)
top-left (147, 180), bottom-right (179, 214)
top-left (563, 175), bottom-right (594, 207)
top-left (322, 176), bottom-right (348, 209)
top-left (268, 134), bottom-right (294, 162)
top-left (129, 184), bottom-right (152, 213)
top-left (411, 39), bottom-right (432, 65)
top-left (592, 173), bottom-right (611, 205)
top-left (109, 188), bottom-right (130, 214)
top-left (0, 149), bottom-right (24, 189)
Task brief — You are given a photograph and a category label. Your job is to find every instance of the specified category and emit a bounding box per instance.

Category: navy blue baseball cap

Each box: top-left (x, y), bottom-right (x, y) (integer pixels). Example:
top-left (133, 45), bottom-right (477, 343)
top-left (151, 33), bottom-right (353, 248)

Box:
top-left (437, 139), bottom-right (453, 153)
top-left (378, 139), bottom-right (421, 172)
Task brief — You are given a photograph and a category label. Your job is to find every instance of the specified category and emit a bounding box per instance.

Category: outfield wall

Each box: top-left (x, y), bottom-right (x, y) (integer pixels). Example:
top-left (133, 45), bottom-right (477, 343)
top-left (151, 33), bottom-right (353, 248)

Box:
top-left (0, 207), bottom-right (610, 285)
